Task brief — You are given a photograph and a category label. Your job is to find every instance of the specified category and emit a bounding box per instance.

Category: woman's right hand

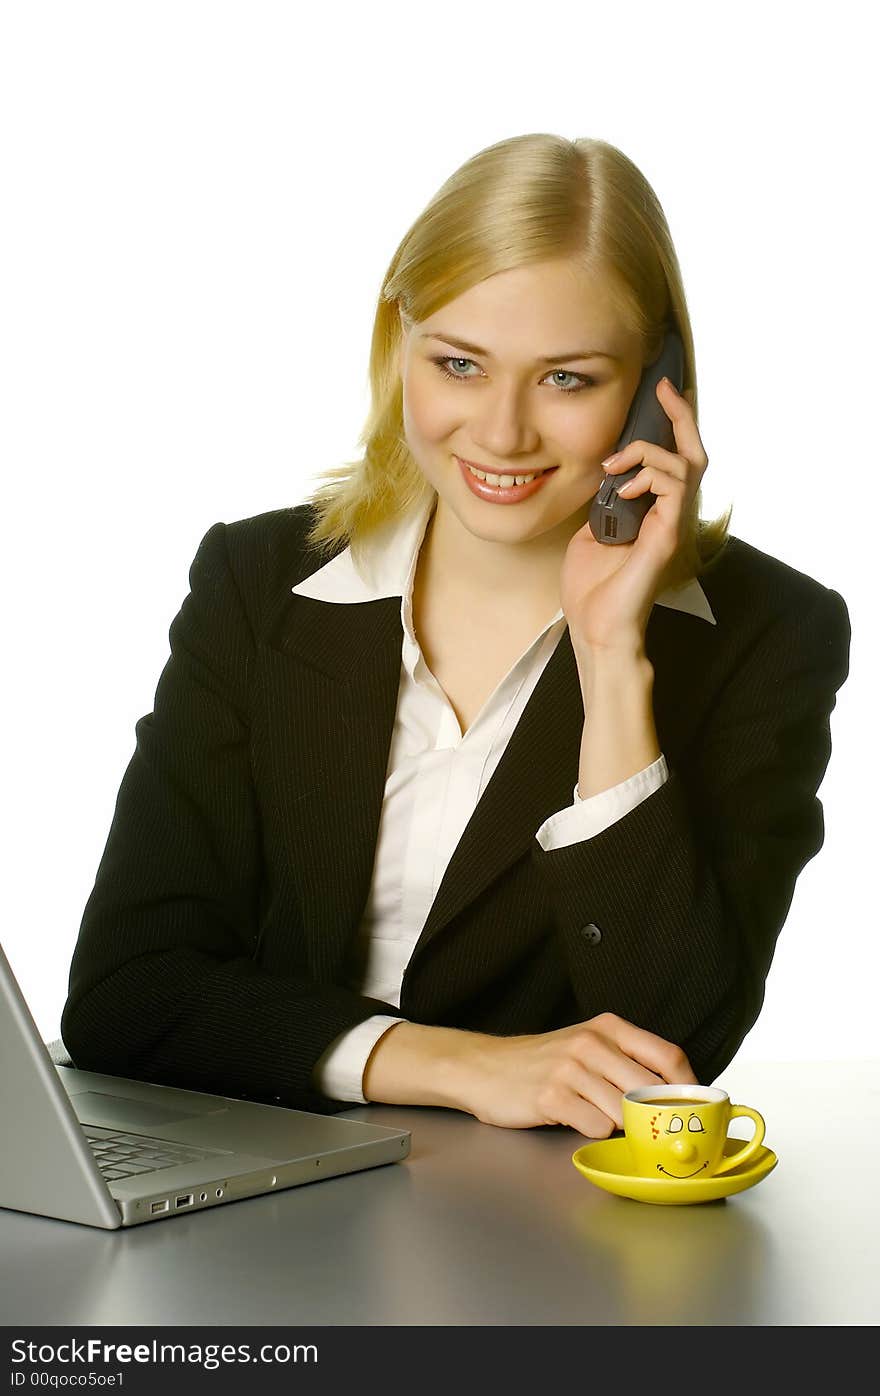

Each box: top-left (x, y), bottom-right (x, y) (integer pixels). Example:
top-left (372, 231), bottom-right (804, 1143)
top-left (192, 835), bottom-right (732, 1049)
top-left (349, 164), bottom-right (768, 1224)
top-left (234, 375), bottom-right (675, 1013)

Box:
top-left (457, 1013), bottom-right (699, 1138)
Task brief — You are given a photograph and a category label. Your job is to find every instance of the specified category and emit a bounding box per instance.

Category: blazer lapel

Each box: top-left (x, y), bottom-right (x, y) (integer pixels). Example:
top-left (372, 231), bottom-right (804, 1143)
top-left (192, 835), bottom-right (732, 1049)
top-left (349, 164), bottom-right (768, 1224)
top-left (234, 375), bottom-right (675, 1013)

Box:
top-left (263, 589), bottom-right (404, 984)
top-left (411, 626), bottom-right (585, 959)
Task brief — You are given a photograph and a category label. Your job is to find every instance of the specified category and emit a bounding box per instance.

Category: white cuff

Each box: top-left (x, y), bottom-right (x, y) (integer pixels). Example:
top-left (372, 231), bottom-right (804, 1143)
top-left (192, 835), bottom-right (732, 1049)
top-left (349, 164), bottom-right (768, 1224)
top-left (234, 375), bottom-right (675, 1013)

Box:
top-left (311, 1015), bottom-right (408, 1104)
top-left (535, 754), bottom-right (669, 851)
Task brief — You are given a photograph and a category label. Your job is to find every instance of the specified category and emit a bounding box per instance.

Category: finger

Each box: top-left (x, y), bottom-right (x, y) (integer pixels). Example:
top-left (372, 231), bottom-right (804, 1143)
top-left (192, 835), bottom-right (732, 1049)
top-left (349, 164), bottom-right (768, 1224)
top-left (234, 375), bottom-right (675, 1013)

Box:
top-left (655, 377), bottom-right (709, 467)
top-left (604, 1057), bottom-right (667, 1096)
top-left (561, 1064), bottom-right (630, 1131)
top-left (616, 463), bottom-right (688, 500)
top-left (604, 445), bottom-right (689, 484)
top-left (554, 1081), bottom-right (620, 1140)
top-left (668, 1052), bottom-right (698, 1086)
top-left (570, 1030), bottom-right (665, 1098)
top-left (597, 1015), bottom-right (699, 1085)
top-left (569, 1048), bottom-right (665, 1132)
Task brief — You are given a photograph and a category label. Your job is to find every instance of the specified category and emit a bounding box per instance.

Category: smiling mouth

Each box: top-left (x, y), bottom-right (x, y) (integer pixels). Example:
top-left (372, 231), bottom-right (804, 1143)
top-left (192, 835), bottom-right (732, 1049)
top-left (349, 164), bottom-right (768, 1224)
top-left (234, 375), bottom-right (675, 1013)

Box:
top-left (456, 455), bottom-right (557, 486)
top-left (656, 1163), bottom-right (709, 1179)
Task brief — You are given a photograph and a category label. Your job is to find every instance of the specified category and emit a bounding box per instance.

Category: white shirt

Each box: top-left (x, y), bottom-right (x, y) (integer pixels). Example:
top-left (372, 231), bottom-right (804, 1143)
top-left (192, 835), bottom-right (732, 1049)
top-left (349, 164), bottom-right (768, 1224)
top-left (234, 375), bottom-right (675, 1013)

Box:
top-left (291, 492), bottom-right (717, 1103)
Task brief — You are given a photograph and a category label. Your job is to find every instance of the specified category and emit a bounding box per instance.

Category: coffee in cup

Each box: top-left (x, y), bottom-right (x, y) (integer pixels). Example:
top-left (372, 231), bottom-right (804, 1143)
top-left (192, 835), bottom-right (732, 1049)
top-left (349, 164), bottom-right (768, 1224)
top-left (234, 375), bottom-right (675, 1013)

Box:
top-left (622, 1084), bottom-right (765, 1180)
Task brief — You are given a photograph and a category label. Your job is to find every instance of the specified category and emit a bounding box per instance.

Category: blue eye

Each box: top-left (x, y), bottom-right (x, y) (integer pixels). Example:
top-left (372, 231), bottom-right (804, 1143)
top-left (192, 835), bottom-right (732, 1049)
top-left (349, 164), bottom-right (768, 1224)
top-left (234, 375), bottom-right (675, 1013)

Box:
top-left (430, 356), bottom-right (596, 394)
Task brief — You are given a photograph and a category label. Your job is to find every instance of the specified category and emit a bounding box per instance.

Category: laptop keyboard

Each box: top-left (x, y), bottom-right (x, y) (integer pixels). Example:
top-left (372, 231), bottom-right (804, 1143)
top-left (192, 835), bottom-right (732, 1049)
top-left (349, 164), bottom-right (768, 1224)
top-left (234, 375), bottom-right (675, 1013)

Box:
top-left (82, 1125), bottom-right (214, 1180)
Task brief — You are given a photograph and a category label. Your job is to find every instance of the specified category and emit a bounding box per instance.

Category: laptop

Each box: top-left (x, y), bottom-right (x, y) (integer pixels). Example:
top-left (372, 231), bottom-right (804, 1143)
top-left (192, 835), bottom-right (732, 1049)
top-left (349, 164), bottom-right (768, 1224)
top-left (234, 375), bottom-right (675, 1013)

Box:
top-left (0, 939), bottom-right (411, 1229)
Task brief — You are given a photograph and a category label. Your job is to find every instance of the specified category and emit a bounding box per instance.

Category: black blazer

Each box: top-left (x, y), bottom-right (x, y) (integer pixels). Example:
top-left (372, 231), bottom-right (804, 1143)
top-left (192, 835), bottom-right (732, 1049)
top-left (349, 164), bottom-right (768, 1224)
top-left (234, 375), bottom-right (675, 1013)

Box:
top-left (61, 503), bottom-right (851, 1116)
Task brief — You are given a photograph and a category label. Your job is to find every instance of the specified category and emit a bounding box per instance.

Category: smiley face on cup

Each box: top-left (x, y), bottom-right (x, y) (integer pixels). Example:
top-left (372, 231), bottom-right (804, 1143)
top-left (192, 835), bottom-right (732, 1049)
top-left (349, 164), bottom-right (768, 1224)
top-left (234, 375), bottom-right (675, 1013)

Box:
top-left (622, 1084), bottom-right (765, 1180)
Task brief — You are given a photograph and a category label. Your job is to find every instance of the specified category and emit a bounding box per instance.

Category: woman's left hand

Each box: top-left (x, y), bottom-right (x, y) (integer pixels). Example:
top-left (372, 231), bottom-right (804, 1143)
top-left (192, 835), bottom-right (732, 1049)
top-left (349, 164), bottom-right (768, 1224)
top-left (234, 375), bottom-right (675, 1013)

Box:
top-left (560, 377), bottom-right (709, 655)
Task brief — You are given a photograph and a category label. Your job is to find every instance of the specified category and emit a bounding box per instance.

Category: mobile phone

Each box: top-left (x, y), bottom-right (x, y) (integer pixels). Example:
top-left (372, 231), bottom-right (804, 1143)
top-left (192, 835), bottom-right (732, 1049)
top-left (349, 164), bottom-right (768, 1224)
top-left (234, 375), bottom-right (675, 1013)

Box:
top-left (588, 330), bottom-right (685, 545)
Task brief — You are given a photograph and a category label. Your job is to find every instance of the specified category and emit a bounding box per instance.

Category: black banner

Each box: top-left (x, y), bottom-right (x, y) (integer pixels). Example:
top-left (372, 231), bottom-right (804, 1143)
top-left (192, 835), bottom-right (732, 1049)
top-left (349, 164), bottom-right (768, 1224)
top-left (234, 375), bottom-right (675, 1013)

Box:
top-left (1, 1324), bottom-right (858, 1392)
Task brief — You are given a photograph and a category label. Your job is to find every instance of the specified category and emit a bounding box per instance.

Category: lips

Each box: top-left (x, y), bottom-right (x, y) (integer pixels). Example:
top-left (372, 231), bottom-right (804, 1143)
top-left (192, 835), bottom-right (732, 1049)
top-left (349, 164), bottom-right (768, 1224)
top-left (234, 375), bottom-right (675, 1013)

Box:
top-left (456, 455), bottom-right (552, 482)
top-left (455, 455), bottom-right (557, 505)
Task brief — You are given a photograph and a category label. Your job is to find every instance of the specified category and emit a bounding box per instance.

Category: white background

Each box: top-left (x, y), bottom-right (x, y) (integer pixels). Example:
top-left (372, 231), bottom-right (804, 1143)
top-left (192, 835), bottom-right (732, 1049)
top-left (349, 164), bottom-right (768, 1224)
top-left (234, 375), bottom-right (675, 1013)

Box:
top-left (1, 1), bottom-right (875, 1063)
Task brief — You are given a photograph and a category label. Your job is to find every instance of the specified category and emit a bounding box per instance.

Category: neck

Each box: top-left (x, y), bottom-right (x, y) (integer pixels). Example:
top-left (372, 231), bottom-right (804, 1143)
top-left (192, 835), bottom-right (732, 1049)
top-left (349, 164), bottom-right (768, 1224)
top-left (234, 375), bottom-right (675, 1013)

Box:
top-left (417, 495), bottom-right (590, 622)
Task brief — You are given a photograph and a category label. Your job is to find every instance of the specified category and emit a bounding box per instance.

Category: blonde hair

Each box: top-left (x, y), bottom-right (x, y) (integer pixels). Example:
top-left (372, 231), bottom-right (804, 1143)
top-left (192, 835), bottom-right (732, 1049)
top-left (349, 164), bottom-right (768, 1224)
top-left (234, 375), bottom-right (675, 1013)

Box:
top-left (302, 133), bottom-right (732, 589)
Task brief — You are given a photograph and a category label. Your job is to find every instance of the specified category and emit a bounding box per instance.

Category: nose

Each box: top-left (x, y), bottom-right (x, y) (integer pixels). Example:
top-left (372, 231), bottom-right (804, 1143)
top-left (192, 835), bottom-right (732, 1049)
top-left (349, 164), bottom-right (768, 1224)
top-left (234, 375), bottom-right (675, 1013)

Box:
top-left (671, 1139), bottom-right (698, 1164)
top-left (473, 387), bottom-right (540, 457)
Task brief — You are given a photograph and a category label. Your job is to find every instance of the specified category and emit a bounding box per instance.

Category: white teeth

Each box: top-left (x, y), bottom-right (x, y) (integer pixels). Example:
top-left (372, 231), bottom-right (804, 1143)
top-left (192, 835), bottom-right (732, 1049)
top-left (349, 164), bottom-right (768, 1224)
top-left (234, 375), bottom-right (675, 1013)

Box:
top-left (465, 462), bottom-right (544, 487)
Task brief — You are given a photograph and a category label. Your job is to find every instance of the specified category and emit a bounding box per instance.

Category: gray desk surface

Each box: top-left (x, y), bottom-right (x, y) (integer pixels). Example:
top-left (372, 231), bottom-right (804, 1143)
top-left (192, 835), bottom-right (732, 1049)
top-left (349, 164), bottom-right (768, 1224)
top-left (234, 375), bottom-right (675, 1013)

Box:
top-left (1, 1059), bottom-right (878, 1326)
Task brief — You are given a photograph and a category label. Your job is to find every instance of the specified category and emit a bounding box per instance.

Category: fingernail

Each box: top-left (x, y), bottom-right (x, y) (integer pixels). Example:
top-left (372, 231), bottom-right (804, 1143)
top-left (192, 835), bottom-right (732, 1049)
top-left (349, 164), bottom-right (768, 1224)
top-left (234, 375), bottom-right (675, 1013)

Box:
top-left (601, 453), bottom-right (620, 468)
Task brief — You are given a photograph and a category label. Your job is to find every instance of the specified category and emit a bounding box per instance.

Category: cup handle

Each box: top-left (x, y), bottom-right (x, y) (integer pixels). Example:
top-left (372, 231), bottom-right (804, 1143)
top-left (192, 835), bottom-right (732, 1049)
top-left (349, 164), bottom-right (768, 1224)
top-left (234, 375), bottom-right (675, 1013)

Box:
top-left (713, 1105), bottom-right (766, 1175)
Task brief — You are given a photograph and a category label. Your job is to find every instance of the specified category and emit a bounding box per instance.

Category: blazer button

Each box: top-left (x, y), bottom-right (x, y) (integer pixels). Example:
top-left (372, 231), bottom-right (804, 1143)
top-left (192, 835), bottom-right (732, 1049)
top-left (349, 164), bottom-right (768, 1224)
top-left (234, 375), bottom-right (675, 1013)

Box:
top-left (580, 923), bottom-right (602, 946)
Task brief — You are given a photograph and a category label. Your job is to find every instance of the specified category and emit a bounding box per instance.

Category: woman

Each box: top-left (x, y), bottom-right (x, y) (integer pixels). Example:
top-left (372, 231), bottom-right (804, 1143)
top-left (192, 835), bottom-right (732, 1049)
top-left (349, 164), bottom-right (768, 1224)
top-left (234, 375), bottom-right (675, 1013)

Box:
top-left (61, 134), bottom-right (851, 1140)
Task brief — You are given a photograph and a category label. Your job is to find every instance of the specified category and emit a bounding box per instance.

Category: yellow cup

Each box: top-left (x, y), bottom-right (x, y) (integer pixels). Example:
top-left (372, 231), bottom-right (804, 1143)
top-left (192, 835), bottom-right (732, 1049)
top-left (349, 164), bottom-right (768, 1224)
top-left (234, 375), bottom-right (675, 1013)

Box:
top-left (622, 1084), bottom-right (765, 1180)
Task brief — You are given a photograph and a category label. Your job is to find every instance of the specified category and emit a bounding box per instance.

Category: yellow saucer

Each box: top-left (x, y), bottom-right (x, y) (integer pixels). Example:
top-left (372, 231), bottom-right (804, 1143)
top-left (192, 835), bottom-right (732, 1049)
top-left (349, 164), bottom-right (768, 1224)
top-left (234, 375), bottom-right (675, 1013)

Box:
top-left (571, 1135), bottom-right (778, 1205)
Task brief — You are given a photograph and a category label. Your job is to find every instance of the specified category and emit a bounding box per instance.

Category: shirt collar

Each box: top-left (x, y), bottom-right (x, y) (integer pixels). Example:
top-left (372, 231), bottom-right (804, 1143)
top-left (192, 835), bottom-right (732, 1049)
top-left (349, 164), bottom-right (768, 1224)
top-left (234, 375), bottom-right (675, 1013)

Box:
top-left (291, 492), bottom-right (717, 626)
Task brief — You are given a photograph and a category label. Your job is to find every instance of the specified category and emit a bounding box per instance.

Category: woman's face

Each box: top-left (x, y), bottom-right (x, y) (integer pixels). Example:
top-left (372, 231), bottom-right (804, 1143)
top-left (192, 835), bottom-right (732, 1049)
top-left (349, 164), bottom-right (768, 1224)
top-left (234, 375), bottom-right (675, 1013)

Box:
top-left (397, 258), bottom-right (645, 549)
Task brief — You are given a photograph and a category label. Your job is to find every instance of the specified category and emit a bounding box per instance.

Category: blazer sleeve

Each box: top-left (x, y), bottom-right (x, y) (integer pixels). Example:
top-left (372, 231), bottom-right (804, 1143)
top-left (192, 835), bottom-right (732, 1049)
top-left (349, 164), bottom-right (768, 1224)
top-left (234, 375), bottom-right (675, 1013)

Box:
top-left (528, 583), bottom-right (851, 1084)
top-left (61, 521), bottom-right (403, 1116)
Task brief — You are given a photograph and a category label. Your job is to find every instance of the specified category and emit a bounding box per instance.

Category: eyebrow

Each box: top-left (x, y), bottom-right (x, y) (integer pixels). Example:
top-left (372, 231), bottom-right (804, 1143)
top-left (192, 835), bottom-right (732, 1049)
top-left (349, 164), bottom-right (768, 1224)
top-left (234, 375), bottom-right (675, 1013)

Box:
top-left (418, 331), bottom-right (620, 364)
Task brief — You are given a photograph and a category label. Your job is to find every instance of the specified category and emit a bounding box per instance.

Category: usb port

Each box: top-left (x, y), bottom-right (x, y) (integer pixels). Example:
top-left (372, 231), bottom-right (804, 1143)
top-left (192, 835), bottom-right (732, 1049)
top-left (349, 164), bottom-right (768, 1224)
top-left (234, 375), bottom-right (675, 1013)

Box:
top-left (150, 1200), bottom-right (169, 1214)
top-left (175, 1194), bottom-right (193, 1209)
